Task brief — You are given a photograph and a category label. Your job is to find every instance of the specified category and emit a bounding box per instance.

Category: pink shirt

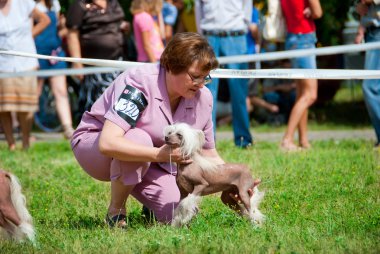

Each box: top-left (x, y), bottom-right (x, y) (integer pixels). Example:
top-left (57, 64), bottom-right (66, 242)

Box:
top-left (280, 0), bottom-right (316, 34)
top-left (72, 64), bottom-right (215, 171)
top-left (133, 12), bottom-right (164, 62)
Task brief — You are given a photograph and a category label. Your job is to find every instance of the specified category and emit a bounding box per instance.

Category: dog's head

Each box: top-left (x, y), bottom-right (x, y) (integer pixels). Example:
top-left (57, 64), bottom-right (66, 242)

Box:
top-left (164, 123), bottom-right (205, 157)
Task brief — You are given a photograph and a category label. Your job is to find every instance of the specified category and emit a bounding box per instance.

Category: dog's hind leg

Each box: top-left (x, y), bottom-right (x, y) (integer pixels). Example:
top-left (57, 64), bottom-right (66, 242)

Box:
top-left (171, 194), bottom-right (201, 227)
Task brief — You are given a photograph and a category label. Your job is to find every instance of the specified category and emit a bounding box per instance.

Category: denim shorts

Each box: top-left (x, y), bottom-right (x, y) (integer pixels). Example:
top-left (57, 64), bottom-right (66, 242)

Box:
top-left (285, 32), bottom-right (317, 69)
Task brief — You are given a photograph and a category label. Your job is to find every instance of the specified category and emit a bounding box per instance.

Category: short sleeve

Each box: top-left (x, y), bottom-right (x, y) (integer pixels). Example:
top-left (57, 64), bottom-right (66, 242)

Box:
top-left (52, 0), bottom-right (61, 14)
top-left (163, 3), bottom-right (178, 26)
top-left (134, 12), bottom-right (154, 32)
top-left (25, 0), bottom-right (36, 16)
top-left (251, 7), bottom-right (259, 24)
top-left (66, 0), bottom-right (85, 29)
top-left (104, 71), bottom-right (149, 132)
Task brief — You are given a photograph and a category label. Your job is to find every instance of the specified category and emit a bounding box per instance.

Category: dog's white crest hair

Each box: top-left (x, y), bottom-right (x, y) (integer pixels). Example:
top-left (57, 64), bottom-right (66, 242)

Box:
top-left (164, 123), bottom-right (219, 171)
top-left (164, 123), bottom-right (204, 157)
top-left (0, 174), bottom-right (36, 243)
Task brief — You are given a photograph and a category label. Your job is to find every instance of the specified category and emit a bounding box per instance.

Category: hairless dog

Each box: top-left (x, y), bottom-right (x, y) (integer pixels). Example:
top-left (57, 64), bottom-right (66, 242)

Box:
top-left (164, 123), bottom-right (265, 227)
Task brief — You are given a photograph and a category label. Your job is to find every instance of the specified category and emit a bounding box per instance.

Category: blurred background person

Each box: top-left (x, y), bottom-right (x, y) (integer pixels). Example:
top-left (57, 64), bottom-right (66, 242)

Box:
top-left (34, 0), bottom-right (74, 139)
top-left (66, 0), bottom-right (127, 119)
top-left (279, 0), bottom-right (323, 151)
top-left (130, 0), bottom-right (164, 63)
top-left (0, 0), bottom-right (50, 150)
top-left (355, 0), bottom-right (380, 148)
top-left (262, 59), bottom-right (296, 124)
top-left (195, 0), bottom-right (254, 148)
top-left (162, 0), bottom-right (178, 43)
top-left (175, 0), bottom-right (197, 33)
top-left (247, 3), bottom-right (260, 56)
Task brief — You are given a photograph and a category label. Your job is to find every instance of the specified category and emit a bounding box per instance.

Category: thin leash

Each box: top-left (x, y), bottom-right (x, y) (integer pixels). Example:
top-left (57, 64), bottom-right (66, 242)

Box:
top-left (169, 147), bottom-right (175, 218)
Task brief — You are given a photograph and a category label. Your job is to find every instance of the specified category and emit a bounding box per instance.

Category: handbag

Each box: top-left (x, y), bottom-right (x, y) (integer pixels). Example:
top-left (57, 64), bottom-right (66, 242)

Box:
top-left (263, 0), bottom-right (286, 42)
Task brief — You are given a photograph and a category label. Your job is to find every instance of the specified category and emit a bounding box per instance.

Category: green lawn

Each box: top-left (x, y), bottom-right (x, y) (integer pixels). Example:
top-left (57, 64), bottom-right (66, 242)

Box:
top-left (0, 138), bottom-right (379, 253)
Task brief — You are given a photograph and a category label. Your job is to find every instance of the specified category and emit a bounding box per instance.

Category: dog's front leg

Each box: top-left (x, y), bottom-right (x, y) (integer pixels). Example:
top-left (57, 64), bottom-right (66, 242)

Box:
top-left (171, 194), bottom-right (201, 227)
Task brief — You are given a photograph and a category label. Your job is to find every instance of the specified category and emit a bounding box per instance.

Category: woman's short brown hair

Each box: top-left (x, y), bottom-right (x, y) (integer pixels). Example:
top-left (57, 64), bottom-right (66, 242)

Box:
top-left (160, 32), bottom-right (219, 74)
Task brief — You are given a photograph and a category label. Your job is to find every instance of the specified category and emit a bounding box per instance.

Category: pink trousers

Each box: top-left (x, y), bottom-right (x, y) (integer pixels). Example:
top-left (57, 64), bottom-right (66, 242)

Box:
top-left (72, 128), bottom-right (180, 223)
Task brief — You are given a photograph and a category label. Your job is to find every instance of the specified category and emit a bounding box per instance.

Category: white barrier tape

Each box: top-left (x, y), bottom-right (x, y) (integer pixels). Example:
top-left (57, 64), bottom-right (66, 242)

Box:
top-left (212, 68), bottom-right (380, 80)
top-left (0, 49), bottom-right (142, 69)
top-left (1, 66), bottom-right (379, 80)
top-left (1, 42), bottom-right (380, 80)
top-left (1, 41), bottom-right (379, 68)
top-left (217, 41), bottom-right (380, 64)
top-left (0, 66), bottom-right (124, 79)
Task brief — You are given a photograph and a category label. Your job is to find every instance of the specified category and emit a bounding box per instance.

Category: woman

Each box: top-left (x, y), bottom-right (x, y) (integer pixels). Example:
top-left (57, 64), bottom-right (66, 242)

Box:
top-left (130, 0), bottom-right (165, 62)
top-left (71, 33), bottom-right (224, 227)
top-left (0, 0), bottom-right (50, 150)
top-left (280, 0), bottom-right (323, 151)
top-left (35, 0), bottom-right (74, 139)
top-left (65, 0), bottom-right (127, 118)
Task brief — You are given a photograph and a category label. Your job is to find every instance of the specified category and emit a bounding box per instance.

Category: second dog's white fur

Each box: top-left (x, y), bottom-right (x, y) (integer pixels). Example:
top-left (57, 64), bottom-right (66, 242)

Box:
top-left (164, 123), bottom-right (265, 227)
top-left (0, 171), bottom-right (35, 243)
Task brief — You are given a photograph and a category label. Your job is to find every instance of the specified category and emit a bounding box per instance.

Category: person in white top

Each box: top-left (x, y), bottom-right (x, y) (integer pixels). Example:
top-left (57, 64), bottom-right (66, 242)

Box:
top-left (195, 0), bottom-right (254, 149)
top-left (0, 0), bottom-right (50, 150)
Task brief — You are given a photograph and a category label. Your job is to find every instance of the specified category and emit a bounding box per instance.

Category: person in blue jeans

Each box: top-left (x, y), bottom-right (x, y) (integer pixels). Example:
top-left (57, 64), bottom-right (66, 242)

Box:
top-left (355, 0), bottom-right (380, 147)
top-left (195, 0), bottom-right (253, 148)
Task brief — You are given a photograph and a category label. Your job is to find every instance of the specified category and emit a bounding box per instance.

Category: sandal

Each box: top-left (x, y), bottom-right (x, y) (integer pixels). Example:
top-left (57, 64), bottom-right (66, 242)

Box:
top-left (105, 213), bottom-right (128, 229)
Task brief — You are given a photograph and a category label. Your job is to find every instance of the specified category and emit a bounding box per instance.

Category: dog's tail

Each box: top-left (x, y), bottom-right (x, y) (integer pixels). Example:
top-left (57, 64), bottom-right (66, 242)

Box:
top-left (249, 186), bottom-right (265, 225)
top-left (8, 174), bottom-right (36, 243)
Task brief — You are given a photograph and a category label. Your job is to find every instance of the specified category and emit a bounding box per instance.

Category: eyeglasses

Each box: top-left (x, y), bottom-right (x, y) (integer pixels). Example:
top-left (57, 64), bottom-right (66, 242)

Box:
top-left (187, 72), bottom-right (212, 85)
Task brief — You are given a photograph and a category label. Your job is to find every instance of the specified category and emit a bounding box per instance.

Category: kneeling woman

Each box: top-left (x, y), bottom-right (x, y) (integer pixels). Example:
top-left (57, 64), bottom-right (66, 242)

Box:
top-left (71, 32), bottom-right (224, 228)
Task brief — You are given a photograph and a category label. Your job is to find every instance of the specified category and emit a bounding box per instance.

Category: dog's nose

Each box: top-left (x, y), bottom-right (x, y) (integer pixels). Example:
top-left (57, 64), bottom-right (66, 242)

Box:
top-left (165, 136), bottom-right (169, 142)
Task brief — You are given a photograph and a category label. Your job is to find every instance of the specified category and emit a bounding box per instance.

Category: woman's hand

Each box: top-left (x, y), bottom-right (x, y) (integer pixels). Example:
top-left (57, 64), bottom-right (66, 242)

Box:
top-left (157, 144), bottom-right (193, 164)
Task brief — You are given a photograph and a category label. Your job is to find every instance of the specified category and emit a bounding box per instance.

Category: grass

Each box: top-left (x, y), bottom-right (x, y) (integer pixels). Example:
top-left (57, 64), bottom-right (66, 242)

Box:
top-left (0, 138), bottom-right (379, 253)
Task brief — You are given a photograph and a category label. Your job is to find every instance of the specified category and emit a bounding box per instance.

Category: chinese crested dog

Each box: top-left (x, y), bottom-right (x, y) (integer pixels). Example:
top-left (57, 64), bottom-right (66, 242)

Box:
top-left (164, 123), bottom-right (265, 227)
top-left (0, 170), bottom-right (35, 243)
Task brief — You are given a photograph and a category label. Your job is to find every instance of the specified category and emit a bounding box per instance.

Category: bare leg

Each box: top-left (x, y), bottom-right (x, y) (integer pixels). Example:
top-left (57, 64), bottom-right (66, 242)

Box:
top-left (298, 79), bottom-right (317, 148)
top-left (16, 112), bottom-right (34, 150)
top-left (0, 112), bottom-right (16, 150)
top-left (281, 79), bottom-right (317, 150)
top-left (37, 78), bottom-right (44, 97)
top-left (50, 76), bottom-right (74, 139)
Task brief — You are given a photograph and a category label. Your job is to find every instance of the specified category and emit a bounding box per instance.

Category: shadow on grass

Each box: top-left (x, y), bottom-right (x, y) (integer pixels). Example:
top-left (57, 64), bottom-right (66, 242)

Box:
top-left (37, 208), bottom-right (153, 230)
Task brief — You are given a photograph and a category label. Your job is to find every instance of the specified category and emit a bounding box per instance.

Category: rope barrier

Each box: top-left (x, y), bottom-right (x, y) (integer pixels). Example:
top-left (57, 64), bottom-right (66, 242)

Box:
top-left (1, 41), bottom-right (380, 80)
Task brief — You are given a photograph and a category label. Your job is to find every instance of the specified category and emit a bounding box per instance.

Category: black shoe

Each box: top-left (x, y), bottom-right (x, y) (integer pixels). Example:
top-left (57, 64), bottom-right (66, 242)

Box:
top-left (141, 206), bottom-right (156, 223)
top-left (105, 213), bottom-right (128, 229)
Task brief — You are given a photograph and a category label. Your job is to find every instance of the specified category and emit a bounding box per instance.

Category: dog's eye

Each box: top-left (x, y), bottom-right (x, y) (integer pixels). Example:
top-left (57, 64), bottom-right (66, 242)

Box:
top-left (177, 133), bottom-right (183, 139)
